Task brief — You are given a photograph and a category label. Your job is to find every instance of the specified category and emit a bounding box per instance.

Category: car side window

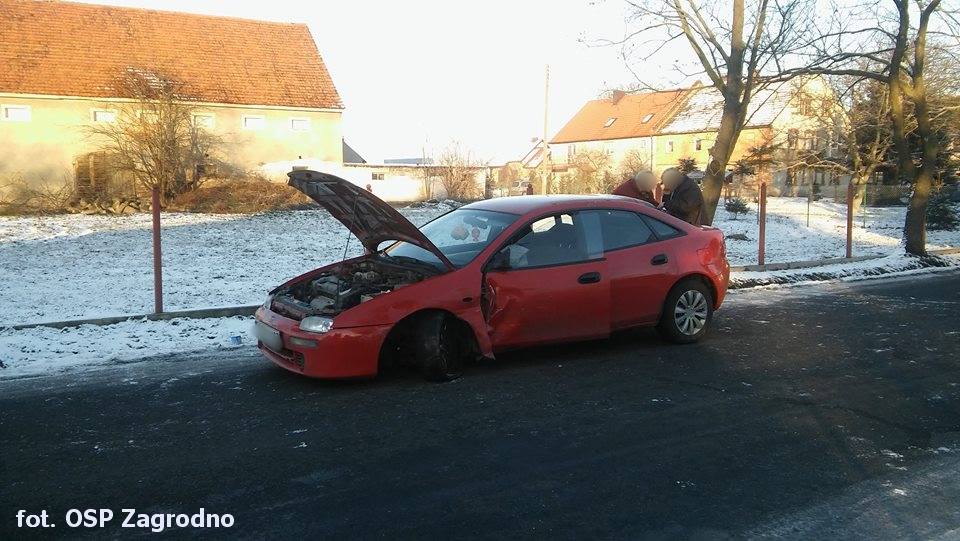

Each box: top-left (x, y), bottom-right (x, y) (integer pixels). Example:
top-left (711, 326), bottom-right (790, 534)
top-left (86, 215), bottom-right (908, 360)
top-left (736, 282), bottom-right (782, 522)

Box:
top-left (642, 215), bottom-right (684, 240)
top-left (497, 212), bottom-right (601, 269)
top-left (588, 210), bottom-right (656, 252)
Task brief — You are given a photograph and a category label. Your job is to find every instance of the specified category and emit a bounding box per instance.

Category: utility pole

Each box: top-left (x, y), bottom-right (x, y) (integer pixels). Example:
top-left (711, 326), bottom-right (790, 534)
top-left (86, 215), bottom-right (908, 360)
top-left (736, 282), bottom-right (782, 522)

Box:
top-left (541, 64), bottom-right (550, 195)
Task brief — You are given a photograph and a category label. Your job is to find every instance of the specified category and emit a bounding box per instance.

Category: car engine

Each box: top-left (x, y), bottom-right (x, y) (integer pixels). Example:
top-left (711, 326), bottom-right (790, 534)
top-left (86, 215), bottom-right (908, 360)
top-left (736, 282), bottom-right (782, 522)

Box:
top-left (270, 258), bottom-right (437, 320)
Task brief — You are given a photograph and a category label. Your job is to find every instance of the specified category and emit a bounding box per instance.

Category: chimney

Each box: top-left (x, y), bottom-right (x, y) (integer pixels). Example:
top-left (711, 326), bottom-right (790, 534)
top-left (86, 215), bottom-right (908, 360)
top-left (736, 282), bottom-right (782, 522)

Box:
top-left (610, 90), bottom-right (626, 105)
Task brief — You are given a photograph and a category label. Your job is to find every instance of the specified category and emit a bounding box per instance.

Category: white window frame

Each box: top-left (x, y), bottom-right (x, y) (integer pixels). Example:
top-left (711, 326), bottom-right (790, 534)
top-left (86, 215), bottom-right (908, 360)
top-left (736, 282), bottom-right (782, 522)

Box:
top-left (371, 172), bottom-right (385, 181)
top-left (666, 140), bottom-right (675, 153)
top-left (242, 115), bottom-right (266, 130)
top-left (603, 117), bottom-right (617, 128)
top-left (91, 109), bottom-right (117, 123)
top-left (641, 113), bottom-right (654, 123)
top-left (1, 104), bottom-right (31, 122)
top-left (289, 117), bottom-right (311, 132)
top-left (192, 113), bottom-right (215, 129)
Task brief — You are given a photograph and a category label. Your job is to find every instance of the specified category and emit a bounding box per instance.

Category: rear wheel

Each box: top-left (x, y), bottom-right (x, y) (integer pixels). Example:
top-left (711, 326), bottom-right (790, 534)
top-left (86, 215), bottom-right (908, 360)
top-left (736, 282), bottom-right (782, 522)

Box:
top-left (418, 314), bottom-right (467, 382)
top-left (658, 279), bottom-right (713, 343)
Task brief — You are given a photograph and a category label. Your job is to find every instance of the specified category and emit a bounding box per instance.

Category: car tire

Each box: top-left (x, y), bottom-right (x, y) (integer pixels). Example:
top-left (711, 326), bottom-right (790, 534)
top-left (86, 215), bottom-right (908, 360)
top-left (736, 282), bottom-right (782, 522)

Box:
top-left (418, 314), bottom-right (466, 382)
top-left (658, 279), bottom-right (714, 344)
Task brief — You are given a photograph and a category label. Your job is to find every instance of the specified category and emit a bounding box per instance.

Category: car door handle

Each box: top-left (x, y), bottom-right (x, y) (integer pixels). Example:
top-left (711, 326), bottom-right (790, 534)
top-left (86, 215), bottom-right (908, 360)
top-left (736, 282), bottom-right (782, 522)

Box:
top-left (578, 271), bottom-right (601, 284)
top-left (651, 254), bottom-right (668, 265)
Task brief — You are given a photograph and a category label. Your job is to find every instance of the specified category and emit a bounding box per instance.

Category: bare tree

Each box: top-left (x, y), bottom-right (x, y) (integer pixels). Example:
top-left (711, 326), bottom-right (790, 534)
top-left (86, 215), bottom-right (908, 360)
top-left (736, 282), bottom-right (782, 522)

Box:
top-left (84, 68), bottom-right (220, 205)
top-left (613, 0), bottom-right (815, 224)
top-left (617, 148), bottom-right (650, 180)
top-left (793, 75), bottom-right (893, 211)
top-left (435, 142), bottom-right (483, 200)
top-left (567, 149), bottom-right (617, 194)
top-left (792, 0), bottom-right (952, 254)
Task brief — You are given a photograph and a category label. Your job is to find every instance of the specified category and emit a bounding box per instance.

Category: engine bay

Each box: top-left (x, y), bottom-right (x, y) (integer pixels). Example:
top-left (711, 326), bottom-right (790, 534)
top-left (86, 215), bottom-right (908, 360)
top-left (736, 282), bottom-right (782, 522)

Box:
top-left (270, 257), bottom-right (438, 320)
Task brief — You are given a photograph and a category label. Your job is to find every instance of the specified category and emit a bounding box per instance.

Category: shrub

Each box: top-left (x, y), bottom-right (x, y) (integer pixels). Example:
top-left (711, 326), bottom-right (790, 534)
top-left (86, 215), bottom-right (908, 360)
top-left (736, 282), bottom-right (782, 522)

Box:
top-left (168, 178), bottom-right (314, 213)
top-left (927, 190), bottom-right (959, 231)
top-left (724, 197), bottom-right (750, 220)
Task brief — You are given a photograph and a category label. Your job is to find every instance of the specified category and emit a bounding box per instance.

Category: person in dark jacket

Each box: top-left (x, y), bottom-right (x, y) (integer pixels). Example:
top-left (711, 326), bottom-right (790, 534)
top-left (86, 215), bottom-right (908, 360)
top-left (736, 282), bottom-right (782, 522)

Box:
top-left (612, 171), bottom-right (658, 206)
top-left (660, 167), bottom-right (704, 225)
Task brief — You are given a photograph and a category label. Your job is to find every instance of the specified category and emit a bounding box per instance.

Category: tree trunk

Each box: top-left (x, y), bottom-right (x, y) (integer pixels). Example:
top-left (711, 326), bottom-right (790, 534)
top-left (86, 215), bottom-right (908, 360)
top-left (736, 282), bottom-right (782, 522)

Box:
top-left (702, 95), bottom-right (742, 225)
top-left (903, 83), bottom-right (938, 255)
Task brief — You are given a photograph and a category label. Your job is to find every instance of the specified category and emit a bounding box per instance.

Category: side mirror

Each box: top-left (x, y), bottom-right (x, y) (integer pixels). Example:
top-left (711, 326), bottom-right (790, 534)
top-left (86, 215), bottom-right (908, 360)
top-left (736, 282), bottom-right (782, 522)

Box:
top-left (486, 250), bottom-right (511, 272)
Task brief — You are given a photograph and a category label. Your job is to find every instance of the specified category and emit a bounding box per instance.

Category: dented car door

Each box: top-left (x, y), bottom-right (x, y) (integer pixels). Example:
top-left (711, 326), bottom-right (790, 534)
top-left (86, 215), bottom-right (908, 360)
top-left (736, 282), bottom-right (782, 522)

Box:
top-left (482, 212), bottom-right (610, 351)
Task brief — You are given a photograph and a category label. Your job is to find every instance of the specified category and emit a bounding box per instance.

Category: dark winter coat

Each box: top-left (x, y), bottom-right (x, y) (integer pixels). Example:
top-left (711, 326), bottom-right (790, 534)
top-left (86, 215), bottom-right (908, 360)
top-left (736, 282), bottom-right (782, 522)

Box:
top-left (611, 180), bottom-right (657, 206)
top-left (663, 175), bottom-right (704, 225)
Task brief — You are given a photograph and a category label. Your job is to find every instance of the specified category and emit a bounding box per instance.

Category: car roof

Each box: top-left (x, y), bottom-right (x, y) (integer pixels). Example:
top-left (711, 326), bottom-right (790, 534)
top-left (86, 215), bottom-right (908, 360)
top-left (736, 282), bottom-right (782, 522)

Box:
top-left (464, 194), bottom-right (653, 215)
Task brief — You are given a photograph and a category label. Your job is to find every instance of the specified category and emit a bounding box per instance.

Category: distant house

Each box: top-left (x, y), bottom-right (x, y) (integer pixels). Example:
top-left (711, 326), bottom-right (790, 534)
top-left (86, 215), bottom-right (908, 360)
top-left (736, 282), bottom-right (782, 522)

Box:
top-left (550, 87), bottom-right (692, 170)
top-left (549, 79), bottom-right (845, 195)
top-left (0, 0), bottom-right (344, 194)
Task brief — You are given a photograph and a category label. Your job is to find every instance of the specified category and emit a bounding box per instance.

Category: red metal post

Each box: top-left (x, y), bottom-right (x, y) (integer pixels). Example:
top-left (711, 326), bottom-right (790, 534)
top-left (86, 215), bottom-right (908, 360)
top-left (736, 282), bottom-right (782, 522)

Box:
top-left (151, 186), bottom-right (163, 313)
top-left (845, 182), bottom-right (854, 259)
top-left (758, 182), bottom-right (767, 266)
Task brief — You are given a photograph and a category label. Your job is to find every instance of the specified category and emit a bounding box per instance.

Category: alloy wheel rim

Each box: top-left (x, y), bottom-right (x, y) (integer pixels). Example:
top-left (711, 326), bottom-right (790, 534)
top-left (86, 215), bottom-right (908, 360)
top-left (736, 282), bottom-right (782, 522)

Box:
top-left (674, 290), bottom-right (708, 336)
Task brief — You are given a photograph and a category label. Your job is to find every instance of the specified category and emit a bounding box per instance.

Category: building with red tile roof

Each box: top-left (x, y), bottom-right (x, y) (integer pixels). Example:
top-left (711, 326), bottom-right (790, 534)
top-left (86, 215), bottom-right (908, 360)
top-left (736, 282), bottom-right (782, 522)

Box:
top-left (0, 0), bottom-right (344, 192)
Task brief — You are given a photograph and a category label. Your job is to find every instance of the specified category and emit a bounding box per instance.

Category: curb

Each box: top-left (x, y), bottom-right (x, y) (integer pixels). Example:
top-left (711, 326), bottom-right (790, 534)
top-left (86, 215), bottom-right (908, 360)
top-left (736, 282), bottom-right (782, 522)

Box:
top-left (729, 246), bottom-right (960, 273)
top-left (6, 305), bottom-right (259, 331)
top-left (7, 248), bottom-right (959, 332)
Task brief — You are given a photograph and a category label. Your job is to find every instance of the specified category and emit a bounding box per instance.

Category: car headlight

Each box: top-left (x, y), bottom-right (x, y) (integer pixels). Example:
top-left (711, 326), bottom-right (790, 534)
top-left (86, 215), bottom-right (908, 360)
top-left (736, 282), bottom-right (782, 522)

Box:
top-left (300, 316), bottom-right (334, 334)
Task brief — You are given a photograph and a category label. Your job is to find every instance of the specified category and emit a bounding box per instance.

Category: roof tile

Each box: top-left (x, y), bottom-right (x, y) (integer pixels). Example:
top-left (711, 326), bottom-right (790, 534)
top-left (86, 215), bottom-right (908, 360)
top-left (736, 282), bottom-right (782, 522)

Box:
top-left (0, 0), bottom-right (342, 109)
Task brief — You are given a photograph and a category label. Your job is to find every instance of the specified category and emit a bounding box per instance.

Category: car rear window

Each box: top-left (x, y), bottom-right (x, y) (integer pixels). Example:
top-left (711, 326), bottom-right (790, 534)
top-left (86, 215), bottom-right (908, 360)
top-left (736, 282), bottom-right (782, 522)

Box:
top-left (589, 210), bottom-right (655, 252)
top-left (642, 215), bottom-right (684, 240)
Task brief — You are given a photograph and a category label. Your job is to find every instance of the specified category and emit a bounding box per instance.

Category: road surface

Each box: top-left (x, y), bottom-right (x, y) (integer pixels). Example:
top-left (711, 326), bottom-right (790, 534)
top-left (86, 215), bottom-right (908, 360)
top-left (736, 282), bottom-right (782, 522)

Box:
top-left (2, 272), bottom-right (960, 539)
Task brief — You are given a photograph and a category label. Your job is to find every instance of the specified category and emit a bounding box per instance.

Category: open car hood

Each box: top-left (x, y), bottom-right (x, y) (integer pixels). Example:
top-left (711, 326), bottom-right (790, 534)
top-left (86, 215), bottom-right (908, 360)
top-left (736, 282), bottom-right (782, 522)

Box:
top-left (288, 170), bottom-right (454, 270)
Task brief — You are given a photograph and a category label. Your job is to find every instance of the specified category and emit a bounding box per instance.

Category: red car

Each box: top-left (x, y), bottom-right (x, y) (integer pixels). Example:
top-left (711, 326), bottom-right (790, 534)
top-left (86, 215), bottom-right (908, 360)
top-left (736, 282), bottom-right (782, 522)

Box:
top-left (254, 170), bottom-right (729, 381)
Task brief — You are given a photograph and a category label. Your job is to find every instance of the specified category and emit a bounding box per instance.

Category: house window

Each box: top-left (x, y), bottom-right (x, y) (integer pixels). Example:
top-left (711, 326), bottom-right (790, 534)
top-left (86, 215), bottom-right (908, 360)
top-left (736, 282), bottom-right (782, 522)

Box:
top-left (92, 109), bottom-right (117, 123)
top-left (242, 115), bottom-right (266, 130)
top-left (603, 117), bottom-right (617, 128)
top-left (290, 117), bottom-right (311, 132)
top-left (567, 144), bottom-right (576, 162)
top-left (695, 139), bottom-right (703, 151)
top-left (641, 113), bottom-right (654, 123)
top-left (1, 105), bottom-right (31, 122)
top-left (192, 113), bottom-right (215, 129)
top-left (666, 140), bottom-right (674, 153)
top-left (371, 172), bottom-right (385, 181)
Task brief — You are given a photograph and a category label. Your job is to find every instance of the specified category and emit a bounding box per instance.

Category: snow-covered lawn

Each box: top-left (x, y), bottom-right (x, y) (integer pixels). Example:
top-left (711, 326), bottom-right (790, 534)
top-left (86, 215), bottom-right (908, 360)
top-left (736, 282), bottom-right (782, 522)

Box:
top-left (713, 197), bottom-right (959, 265)
top-left (0, 205), bottom-right (449, 325)
top-left (0, 197), bottom-right (957, 326)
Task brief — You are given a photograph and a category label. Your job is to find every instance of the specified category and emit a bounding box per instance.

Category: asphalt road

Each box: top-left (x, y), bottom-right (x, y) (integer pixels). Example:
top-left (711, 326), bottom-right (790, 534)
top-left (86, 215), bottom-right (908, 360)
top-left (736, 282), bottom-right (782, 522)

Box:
top-left (2, 272), bottom-right (960, 540)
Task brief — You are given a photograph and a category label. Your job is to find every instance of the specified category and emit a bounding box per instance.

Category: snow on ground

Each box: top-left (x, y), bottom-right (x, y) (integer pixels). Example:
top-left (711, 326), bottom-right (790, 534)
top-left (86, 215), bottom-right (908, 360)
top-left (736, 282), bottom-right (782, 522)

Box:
top-left (0, 197), bottom-right (957, 326)
top-left (729, 251), bottom-right (960, 289)
top-left (713, 197), bottom-right (959, 266)
top-left (0, 204), bottom-right (450, 325)
top-left (0, 316), bottom-right (253, 380)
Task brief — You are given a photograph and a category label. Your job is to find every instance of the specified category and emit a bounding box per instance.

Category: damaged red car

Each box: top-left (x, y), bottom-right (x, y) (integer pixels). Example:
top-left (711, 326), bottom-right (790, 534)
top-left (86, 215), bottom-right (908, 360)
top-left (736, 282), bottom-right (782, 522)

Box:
top-left (254, 170), bottom-right (729, 381)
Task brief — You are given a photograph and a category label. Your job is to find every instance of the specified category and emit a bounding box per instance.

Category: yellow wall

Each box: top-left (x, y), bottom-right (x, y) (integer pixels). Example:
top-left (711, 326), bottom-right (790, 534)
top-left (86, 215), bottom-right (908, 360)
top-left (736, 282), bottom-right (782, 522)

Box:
top-left (650, 127), bottom-right (772, 174)
top-left (0, 94), bottom-right (343, 191)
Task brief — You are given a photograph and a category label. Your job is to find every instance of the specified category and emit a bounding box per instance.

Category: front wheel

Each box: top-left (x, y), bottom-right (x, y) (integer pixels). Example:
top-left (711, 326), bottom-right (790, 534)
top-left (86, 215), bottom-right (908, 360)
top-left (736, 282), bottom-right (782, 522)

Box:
top-left (418, 314), bottom-right (467, 382)
top-left (658, 279), bottom-right (714, 343)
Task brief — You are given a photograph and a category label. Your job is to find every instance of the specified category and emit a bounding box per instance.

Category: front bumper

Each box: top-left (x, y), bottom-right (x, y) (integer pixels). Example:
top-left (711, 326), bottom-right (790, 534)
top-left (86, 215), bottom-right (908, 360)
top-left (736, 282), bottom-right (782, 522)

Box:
top-left (254, 307), bottom-right (391, 379)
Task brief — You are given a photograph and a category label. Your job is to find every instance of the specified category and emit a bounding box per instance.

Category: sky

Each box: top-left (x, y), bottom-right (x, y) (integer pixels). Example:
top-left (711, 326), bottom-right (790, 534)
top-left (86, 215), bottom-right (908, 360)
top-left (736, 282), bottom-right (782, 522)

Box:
top-left (83, 0), bottom-right (691, 164)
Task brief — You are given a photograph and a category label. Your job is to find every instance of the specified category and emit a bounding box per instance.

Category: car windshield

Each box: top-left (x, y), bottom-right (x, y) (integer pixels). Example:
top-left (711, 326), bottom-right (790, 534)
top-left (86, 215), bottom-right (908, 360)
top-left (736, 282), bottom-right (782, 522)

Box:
top-left (382, 208), bottom-right (518, 269)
